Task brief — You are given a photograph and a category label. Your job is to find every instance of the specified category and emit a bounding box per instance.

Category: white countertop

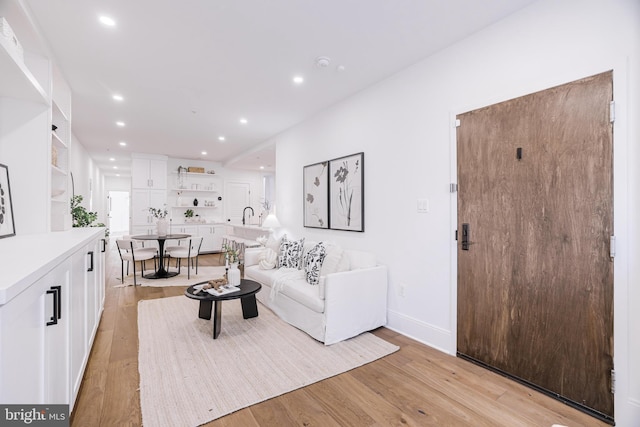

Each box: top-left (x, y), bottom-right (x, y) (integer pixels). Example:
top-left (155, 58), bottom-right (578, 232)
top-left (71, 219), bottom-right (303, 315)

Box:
top-left (0, 228), bottom-right (105, 305)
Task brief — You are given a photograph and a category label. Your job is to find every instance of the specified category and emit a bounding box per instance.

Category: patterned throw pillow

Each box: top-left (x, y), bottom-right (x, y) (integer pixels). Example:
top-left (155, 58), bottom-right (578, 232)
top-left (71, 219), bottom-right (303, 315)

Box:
top-left (305, 242), bottom-right (327, 285)
top-left (279, 237), bottom-right (305, 269)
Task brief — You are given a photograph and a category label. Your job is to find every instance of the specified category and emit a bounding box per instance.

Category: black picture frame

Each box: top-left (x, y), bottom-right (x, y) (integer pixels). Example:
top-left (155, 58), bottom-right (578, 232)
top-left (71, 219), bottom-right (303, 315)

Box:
top-left (328, 152), bottom-right (364, 232)
top-left (0, 164), bottom-right (16, 238)
top-left (303, 161), bottom-right (329, 229)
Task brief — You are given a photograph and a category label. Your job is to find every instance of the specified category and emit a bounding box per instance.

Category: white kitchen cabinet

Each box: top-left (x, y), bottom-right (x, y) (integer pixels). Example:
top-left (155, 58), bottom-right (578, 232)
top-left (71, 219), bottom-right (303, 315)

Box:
top-left (172, 224), bottom-right (199, 235)
top-left (199, 224), bottom-right (225, 253)
top-left (132, 189), bottom-right (167, 226)
top-left (131, 155), bottom-right (168, 234)
top-left (132, 156), bottom-right (167, 189)
top-left (69, 234), bottom-right (105, 408)
top-left (0, 229), bottom-right (105, 410)
top-left (0, 260), bottom-right (69, 404)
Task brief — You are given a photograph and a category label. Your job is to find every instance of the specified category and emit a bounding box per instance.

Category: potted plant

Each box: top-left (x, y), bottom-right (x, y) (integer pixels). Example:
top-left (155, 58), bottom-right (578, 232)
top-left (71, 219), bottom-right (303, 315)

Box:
top-left (71, 195), bottom-right (110, 237)
top-left (148, 207), bottom-right (168, 236)
top-left (184, 209), bottom-right (194, 220)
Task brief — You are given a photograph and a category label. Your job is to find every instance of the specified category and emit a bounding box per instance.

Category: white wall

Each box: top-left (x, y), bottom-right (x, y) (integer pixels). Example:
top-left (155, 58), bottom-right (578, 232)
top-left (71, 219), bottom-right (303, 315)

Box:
top-left (273, 0), bottom-right (639, 424)
top-left (69, 132), bottom-right (105, 224)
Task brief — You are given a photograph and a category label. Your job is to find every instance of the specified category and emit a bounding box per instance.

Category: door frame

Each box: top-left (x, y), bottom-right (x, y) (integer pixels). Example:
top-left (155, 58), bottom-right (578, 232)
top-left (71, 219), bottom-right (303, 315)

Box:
top-left (448, 65), bottom-right (631, 421)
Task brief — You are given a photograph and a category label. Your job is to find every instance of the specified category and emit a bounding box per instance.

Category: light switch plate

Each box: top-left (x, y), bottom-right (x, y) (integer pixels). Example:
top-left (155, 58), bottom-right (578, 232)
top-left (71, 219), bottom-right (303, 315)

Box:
top-left (417, 198), bottom-right (429, 213)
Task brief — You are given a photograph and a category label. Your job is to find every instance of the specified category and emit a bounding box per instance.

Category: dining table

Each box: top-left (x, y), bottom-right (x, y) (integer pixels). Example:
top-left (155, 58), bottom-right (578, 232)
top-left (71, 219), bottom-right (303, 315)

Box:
top-left (131, 233), bottom-right (190, 279)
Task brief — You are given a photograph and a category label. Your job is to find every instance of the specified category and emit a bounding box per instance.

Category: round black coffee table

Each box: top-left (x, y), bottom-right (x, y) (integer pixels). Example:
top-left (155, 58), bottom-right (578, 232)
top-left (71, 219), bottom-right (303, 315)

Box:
top-left (185, 279), bottom-right (262, 339)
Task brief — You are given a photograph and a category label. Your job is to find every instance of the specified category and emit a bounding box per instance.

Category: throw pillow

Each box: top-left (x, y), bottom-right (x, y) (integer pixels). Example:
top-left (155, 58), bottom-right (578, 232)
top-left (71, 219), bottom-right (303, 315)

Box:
top-left (258, 247), bottom-right (278, 270)
top-left (320, 244), bottom-right (344, 277)
top-left (304, 242), bottom-right (327, 285)
top-left (279, 237), bottom-right (305, 269)
top-left (266, 234), bottom-right (283, 253)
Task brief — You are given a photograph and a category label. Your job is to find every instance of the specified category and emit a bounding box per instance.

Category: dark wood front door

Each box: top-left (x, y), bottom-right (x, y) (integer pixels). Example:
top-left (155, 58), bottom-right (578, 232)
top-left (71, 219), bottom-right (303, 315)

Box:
top-left (456, 72), bottom-right (614, 421)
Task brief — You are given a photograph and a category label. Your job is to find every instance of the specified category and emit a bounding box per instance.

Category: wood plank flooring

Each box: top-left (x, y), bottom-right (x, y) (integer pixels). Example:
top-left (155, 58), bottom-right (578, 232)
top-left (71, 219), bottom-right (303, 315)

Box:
top-left (71, 241), bottom-right (609, 426)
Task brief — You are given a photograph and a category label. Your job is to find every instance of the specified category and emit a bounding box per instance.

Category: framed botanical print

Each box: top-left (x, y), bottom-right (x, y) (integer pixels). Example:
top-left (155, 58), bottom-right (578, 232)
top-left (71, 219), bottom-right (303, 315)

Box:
top-left (303, 161), bottom-right (329, 228)
top-left (329, 152), bottom-right (364, 232)
top-left (0, 164), bottom-right (16, 238)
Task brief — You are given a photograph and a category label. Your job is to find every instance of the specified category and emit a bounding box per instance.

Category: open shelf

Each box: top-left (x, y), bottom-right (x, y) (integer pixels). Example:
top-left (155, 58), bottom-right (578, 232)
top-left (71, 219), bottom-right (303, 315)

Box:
top-left (51, 131), bottom-right (67, 149)
top-left (51, 164), bottom-right (67, 176)
top-left (0, 36), bottom-right (48, 104)
top-left (171, 205), bottom-right (217, 209)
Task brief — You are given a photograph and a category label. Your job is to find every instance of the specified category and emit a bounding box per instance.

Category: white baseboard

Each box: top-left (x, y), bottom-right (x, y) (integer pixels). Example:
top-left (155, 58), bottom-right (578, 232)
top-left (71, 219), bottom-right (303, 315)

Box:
top-left (386, 309), bottom-right (454, 355)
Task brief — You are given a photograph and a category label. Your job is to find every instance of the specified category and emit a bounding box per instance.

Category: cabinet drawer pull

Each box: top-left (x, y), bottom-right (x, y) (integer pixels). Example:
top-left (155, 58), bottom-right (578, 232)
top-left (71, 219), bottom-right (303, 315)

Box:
top-left (52, 285), bottom-right (62, 320)
top-left (46, 286), bottom-right (61, 326)
top-left (101, 238), bottom-right (106, 253)
top-left (87, 251), bottom-right (94, 272)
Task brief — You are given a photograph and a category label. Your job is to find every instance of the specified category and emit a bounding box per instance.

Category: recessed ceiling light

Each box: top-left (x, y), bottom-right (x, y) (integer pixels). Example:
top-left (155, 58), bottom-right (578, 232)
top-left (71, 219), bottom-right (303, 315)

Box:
top-left (116, 174), bottom-right (120, 177)
top-left (109, 157), bottom-right (115, 161)
top-left (293, 75), bottom-right (304, 85)
top-left (239, 118), bottom-right (248, 125)
top-left (259, 166), bottom-right (265, 170)
top-left (112, 94), bottom-right (124, 101)
top-left (99, 16), bottom-right (116, 27)
top-left (201, 151), bottom-right (207, 155)
top-left (218, 136), bottom-right (226, 142)
top-left (116, 121), bottom-right (125, 127)
top-left (119, 141), bottom-right (127, 146)
top-left (113, 166), bottom-right (118, 170)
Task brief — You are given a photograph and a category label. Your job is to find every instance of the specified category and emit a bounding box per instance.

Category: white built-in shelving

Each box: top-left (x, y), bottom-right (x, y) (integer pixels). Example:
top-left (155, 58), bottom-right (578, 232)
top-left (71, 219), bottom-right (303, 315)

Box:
top-left (0, 35), bottom-right (47, 104)
top-left (170, 171), bottom-right (222, 219)
top-left (50, 93), bottom-right (71, 231)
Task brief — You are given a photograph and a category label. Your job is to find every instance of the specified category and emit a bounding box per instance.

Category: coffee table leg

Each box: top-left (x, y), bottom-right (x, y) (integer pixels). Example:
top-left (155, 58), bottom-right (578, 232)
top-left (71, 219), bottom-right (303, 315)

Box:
top-left (198, 300), bottom-right (212, 320)
top-left (213, 300), bottom-right (222, 339)
top-left (240, 295), bottom-right (259, 319)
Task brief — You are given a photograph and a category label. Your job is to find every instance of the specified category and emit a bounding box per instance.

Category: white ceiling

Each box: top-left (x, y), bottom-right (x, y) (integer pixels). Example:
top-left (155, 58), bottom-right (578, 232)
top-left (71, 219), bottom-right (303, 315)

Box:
top-left (23, 0), bottom-right (537, 176)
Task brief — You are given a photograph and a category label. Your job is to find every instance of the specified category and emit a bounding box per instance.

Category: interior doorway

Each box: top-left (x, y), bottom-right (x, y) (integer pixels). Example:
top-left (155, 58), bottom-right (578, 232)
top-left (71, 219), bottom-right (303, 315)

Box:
top-left (108, 191), bottom-right (130, 237)
top-left (224, 181), bottom-right (251, 224)
top-left (456, 72), bottom-right (614, 422)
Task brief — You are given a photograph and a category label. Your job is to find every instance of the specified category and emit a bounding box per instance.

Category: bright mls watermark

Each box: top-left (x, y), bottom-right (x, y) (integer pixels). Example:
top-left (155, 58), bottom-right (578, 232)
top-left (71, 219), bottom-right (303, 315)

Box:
top-left (1, 405), bottom-right (68, 426)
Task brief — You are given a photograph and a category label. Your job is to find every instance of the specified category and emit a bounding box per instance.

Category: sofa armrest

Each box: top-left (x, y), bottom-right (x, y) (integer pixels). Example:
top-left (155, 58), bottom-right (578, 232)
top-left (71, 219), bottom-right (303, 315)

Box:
top-left (323, 265), bottom-right (388, 345)
top-left (244, 247), bottom-right (263, 267)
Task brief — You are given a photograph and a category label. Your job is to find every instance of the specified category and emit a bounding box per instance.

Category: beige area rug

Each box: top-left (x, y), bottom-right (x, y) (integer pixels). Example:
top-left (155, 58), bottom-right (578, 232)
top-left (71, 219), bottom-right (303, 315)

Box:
top-left (138, 296), bottom-right (399, 427)
top-left (115, 265), bottom-right (228, 287)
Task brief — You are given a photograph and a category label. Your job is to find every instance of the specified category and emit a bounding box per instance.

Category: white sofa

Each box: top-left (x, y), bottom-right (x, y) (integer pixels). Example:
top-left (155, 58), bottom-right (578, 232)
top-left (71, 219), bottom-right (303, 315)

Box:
top-left (244, 240), bottom-right (388, 345)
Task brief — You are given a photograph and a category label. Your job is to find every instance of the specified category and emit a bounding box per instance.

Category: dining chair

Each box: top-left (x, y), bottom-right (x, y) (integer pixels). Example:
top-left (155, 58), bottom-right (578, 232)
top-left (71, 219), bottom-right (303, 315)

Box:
top-left (115, 239), bottom-right (158, 286)
top-left (165, 237), bottom-right (203, 279)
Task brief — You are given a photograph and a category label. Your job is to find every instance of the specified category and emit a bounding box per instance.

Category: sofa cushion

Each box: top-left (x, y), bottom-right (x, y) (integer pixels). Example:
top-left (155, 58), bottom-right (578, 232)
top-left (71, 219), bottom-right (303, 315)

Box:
top-left (245, 265), bottom-right (278, 288)
top-left (320, 244), bottom-right (350, 276)
top-left (304, 242), bottom-right (327, 285)
top-left (279, 237), bottom-right (305, 269)
top-left (266, 234), bottom-right (283, 253)
top-left (258, 247), bottom-right (278, 269)
top-left (276, 276), bottom-right (324, 313)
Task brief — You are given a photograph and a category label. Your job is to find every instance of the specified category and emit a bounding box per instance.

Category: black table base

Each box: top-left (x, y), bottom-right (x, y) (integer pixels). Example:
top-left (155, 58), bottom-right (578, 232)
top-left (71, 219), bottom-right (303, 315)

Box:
top-left (197, 295), bottom-right (258, 339)
top-left (143, 270), bottom-right (180, 279)
top-left (185, 279), bottom-right (262, 339)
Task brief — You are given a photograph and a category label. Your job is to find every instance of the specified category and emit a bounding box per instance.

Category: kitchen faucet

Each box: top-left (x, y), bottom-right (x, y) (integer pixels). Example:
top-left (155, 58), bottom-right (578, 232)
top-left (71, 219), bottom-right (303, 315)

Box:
top-left (242, 206), bottom-right (254, 225)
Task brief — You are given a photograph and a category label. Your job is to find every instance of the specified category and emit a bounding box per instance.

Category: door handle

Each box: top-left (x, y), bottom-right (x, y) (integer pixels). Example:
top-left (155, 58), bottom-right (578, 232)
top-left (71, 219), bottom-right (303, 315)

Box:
top-left (462, 223), bottom-right (471, 251)
top-left (46, 286), bottom-right (60, 326)
top-left (101, 238), bottom-right (106, 253)
top-left (87, 251), bottom-right (94, 272)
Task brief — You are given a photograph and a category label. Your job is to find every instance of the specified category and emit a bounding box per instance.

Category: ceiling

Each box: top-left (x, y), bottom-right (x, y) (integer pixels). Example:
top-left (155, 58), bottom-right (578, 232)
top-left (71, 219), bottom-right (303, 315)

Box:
top-left (23, 0), bottom-right (537, 176)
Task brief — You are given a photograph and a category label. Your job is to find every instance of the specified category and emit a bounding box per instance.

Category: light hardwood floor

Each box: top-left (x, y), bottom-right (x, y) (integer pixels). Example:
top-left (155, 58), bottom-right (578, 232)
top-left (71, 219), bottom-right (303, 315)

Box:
top-left (71, 242), bottom-right (609, 426)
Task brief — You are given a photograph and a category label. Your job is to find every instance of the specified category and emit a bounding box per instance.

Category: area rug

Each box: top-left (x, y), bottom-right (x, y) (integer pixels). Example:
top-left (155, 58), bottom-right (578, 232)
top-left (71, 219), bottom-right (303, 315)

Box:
top-left (138, 296), bottom-right (399, 427)
top-left (116, 266), bottom-right (228, 287)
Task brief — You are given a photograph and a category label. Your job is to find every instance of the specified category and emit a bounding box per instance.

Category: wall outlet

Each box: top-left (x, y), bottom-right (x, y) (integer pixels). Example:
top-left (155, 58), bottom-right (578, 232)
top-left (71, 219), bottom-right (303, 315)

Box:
top-left (399, 283), bottom-right (407, 297)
